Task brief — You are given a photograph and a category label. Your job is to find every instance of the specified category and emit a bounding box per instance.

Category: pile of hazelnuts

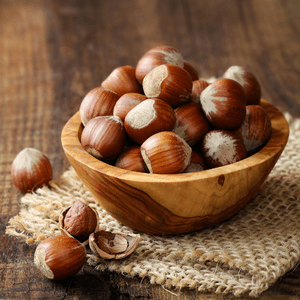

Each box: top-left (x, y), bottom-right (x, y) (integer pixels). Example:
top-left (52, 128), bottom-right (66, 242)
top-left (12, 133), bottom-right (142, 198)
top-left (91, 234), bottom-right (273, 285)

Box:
top-left (80, 46), bottom-right (272, 174)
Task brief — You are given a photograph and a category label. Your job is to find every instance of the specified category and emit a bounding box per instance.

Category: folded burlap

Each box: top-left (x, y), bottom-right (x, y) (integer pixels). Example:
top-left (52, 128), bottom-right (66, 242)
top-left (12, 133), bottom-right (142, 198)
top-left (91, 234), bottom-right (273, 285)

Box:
top-left (6, 113), bottom-right (300, 297)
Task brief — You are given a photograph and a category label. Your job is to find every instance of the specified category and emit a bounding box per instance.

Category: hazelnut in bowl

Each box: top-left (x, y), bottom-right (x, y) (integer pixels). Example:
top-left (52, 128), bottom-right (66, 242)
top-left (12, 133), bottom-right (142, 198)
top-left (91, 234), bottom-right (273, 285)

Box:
top-left (61, 99), bottom-right (289, 235)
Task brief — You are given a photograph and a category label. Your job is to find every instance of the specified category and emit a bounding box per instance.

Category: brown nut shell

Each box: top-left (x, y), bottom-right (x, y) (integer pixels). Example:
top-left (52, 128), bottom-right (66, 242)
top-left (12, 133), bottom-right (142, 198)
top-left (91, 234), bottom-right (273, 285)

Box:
top-left (234, 105), bottom-right (272, 155)
top-left (135, 45), bottom-right (184, 84)
top-left (101, 65), bottom-right (143, 97)
top-left (143, 64), bottom-right (193, 107)
top-left (124, 98), bottom-right (176, 144)
top-left (223, 66), bottom-right (261, 105)
top-left (185, 151), bottom-right (207, 173)
top-left (80, 86), bottom-right (120, 126)
top-left (183, 61), bottom-right (199, 81)
top-left (89, 230), bottom-right (140, 259)
top-left (81, 116), bottom-right (126, 161)
top-left (191, 80), bottom-right (210, 104)
top-left (200, 78), bottom-right (246, 129)
top-left (115, 146), bottom-right (148, 173)
top-left (11, 148), bottom-right (53, 194)
top-left (202, 130), bottom-right (247, 169)
top-left (34, 235), bottom-right (86, 280)
top-left (59, 200), bottom-right (99, 246)
top-left (113, 93), bottom-right (147, 121)
top-left (140, 131), bottom-right (192, 174)
top-left (173, 102), bottom-right (211, 146)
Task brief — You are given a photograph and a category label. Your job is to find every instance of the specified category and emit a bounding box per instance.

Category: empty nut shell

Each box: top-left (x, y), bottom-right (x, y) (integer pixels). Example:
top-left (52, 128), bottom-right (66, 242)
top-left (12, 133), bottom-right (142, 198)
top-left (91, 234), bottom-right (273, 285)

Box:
top-left (89, 230), bottom-right (140, 259)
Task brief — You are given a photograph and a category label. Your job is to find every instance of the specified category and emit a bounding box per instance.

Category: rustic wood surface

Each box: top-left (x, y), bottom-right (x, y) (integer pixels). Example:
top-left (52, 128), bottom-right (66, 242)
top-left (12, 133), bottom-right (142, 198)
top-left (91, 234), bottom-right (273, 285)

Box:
top-left (1, 0), bottom-right (300, 299)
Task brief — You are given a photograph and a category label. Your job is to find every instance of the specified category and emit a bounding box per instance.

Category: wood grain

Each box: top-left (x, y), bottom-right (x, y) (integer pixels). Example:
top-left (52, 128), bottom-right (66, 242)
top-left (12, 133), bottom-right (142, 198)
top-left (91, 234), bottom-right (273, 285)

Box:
top-left (1, 0), bottom-right (300, 299)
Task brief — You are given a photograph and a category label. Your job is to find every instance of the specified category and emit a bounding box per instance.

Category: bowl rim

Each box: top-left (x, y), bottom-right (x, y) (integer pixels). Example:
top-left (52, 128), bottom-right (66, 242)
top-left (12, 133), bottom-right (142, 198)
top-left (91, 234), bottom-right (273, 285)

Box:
top-left (61, 99), bottom-right (289, 183)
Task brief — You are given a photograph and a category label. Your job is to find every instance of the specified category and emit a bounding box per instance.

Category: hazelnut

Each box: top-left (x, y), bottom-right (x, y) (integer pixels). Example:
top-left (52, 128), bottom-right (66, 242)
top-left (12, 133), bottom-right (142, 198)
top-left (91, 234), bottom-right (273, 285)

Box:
top-left (59, 200), bottom-right (99, 245)
top-left (81, 116), bottom-right (126, 161)
top-left (124, 98), bottom-right (176, 144)
top-left (223, 66), bottom-right (261, 105)
top-left (141, 131), bottom-right (192, 174)
top-left (185, 151), bottom-right (207, 173)
top-left (183, 61), bottom-right (199, 81)
top-left (101, 65), bottom-right (143, 97)
top-left (135, 45), bottom-right (184, 84)
top-left (11, 148), bottom-right (52, 194)
top-left (191, 79), bottom-right (210, 104)
top-left (89, 230), bottom-right (140, 259)
top-left (34, 235), bottom-right (86, 280)
top-left (173, 102), bottom-right (211, 146)
top-left (143, 64), bottom-right (193, 107)
top-left (113, 93), bottom-right (147, 121)
top-left (234, 105), bottom-right (272, 155)
top-left (202, 130), bottom-right (247, 168)
top-left (115, 146), bottom-right (148, 173)
top-left (200, 78), bottom-right (246, 129)
top-left (79, 86), bottom-right (120, 126)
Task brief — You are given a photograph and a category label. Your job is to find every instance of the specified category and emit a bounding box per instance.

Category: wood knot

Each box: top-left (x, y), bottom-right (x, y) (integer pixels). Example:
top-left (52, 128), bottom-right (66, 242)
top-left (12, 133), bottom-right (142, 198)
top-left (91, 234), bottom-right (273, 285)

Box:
top-left (218, 175), bottom-right (225, 186)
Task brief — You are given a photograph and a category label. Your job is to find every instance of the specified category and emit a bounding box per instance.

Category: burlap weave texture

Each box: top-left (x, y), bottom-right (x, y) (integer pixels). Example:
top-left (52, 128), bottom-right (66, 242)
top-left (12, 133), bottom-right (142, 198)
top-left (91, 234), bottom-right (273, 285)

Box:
top-left (6, 113), bottom-right (300, 297)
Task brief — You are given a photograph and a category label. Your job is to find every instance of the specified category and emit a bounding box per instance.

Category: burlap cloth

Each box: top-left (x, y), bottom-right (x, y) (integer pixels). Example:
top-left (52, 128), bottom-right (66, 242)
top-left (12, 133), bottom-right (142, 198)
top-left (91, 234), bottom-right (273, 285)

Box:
top-left (6, 112), bottom-right (300, 297)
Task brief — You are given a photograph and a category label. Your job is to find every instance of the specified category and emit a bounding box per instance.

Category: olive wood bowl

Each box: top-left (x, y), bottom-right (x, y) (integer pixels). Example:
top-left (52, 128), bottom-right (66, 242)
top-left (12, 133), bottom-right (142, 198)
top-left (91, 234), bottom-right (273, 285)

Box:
top-left (61, 100), bottom-right (289, 235)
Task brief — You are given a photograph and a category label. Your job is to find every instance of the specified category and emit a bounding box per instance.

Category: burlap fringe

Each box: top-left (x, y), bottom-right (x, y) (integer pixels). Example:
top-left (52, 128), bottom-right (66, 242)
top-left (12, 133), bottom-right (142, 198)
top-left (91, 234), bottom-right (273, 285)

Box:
top-left (6, 112), bottom-right (300, 297)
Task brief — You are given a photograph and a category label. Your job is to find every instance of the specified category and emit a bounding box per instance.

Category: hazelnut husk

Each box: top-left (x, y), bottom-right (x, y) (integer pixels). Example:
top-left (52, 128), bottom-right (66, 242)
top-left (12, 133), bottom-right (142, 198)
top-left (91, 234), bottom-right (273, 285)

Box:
top-left (89, 230), bottom-right (140, 259)
top-left (59, 200), bottom-right (99, 246)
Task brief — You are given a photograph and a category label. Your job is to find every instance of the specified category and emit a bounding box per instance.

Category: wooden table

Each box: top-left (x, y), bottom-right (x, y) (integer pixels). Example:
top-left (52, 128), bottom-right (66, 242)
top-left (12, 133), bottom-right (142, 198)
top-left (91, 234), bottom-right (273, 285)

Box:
top-left (1, 0), bottom-right (300, 299)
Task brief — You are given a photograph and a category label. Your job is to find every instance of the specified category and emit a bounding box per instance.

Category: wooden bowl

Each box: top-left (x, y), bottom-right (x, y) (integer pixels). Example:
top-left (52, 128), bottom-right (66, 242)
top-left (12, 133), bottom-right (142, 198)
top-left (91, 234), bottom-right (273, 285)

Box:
top-left (61, 100), bottom-right (289, 235)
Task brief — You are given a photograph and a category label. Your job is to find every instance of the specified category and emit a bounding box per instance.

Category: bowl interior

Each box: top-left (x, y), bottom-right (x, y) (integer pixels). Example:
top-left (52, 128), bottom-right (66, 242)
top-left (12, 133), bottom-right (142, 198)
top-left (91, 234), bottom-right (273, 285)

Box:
top-left (64, 99), bottom-right (289, 181)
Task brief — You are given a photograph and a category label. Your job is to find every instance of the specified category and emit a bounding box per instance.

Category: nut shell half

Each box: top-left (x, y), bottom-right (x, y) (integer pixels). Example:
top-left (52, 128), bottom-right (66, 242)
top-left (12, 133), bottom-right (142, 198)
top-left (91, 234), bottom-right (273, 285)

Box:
top-left (89, 230), bottom-right (140, 259)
